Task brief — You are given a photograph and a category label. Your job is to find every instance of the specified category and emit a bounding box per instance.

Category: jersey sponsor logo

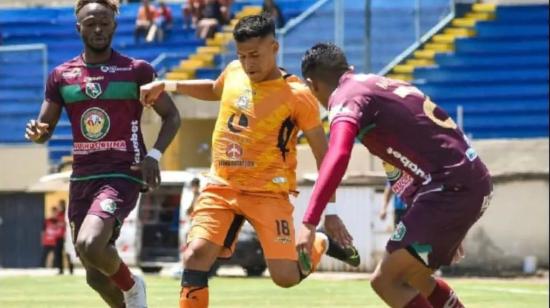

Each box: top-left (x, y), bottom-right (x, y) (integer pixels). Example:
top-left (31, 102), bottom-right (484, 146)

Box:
top-left (386, 147), bottom-right (431, 184)
top-left (390, 221), bottom-right (407, 241)
top-left (272, 176), bottom-right (287, 184)
top-left (84, 76), bottom-right (104, 82)
top-left (62, 68), bottom-right (82, 79)
top-left (226, 143), bottom-right (243, 160)
top-left (100, 199), bottom-right (117, 214)
top-left (73, 140), bottom-right (127, 155)
top-left (85, 82), bottom-right (102, 99)
top-left (100, 65), bottom-right (132, 73)
top-left (392, 172), bottom-right (414, 196)
top-left (235, 89), bottom-right (252, 110)
top-left (130, 120), bottom-right (141, 164)
top-left (81, 107), bottom-right (110, 141)
top-left (328, 104), bottom-right (354, 123)
top-left (275, 235), bottom-right (292, 244)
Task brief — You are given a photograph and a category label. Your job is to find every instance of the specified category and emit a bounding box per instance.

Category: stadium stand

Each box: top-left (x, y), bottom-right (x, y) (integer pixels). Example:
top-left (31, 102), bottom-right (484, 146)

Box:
top-left (388, 3), bottom-right (549, 139)
top-left (0, 1), bottom-right (315, 164)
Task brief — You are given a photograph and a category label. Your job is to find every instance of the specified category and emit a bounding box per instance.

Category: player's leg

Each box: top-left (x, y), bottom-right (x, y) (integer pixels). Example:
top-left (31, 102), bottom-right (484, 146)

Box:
top-left (371, 249), bottom-right (432, 307)
top-left (180, 187), bottom-right (241, 308)
top-left (68, 186), bottom-right (125, 307)
top-left (242, 193), bottom-right (335, 287)
top-left (81, 256), bottom-right (125, 308)
top-left (73, 179), bottom-right (145, 307)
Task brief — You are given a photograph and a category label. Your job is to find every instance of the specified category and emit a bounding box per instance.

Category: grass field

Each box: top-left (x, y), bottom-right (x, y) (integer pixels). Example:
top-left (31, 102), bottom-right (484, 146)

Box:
top-left (0, 274), bottom-right (547, 307)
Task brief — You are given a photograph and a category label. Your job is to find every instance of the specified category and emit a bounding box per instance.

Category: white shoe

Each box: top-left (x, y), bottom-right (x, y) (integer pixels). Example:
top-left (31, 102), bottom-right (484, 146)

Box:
top-left (123, 275), bottom-right (148, 308)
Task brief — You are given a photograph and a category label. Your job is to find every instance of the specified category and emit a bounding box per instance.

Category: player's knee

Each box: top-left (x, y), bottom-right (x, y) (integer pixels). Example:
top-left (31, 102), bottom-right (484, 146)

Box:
top-left (75, 235), bottom-right (102, 262)
top-left (370, 271), bottom-right (389, 293)
top-left (183, 242), bottom-right (218, 269)
top-left (270, 271), bottom-right (300, 288)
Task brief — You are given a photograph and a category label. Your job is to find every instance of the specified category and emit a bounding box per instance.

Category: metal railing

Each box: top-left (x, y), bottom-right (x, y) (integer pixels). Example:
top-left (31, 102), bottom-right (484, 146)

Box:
top-left (273, 0), bottom-right (454, 76)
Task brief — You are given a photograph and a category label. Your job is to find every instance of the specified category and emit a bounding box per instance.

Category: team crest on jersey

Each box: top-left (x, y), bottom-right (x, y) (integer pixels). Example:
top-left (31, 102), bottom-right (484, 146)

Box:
top-left (100, 199), bottom-right (117, 214)
top-left (226, 143), bottom-right (243, 160)
top-left (383, 162), bottom-right (402, 182)
top-left (391, 222), bottom-right (407, 241)
top-left (85, 82), bottom-right (103, 99)
top-left (235, 89), bottom-right (252, 110)
top-left (81, 107), bottom-right (110, 141)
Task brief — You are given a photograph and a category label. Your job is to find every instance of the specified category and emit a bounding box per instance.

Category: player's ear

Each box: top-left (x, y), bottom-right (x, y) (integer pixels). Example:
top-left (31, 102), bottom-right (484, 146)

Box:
top-left (272, 40), bottom-right (279, 54)
top-left (76, 23), bottom-right (81, 34)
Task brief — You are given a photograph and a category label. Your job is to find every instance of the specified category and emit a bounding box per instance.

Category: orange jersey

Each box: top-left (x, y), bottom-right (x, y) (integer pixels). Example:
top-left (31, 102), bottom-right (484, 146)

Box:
top-left (208, 60), bottom-right (321, 194)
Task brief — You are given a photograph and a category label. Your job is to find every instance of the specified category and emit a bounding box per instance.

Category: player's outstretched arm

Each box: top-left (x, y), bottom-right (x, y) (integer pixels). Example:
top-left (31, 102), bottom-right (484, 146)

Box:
top-left (140, 79), bottom-right (220, 106)
top-left (302, 121), bottom-right (357, 227)
top-left (25, 100), bottom-right (62, 144)
top-left (132, 92), bottom-right (181, 190)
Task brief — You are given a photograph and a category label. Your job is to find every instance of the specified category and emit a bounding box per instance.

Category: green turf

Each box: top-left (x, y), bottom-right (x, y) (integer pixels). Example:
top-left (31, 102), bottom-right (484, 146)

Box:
top-left (0, 275), bottom-right (547, 307)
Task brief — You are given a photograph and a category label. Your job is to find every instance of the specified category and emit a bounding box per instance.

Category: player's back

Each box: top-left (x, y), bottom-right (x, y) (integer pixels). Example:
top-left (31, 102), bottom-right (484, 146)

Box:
top-left (329, 73), bottom-right (489, 187)
top-left (209, 61), bottom-right (321, 194)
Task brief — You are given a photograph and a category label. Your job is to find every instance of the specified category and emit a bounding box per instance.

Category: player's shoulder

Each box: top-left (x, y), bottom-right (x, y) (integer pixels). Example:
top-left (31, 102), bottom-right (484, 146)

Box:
top-left (50, 55), bottom-right (82, 77)
top-left (224, 60), bottom-right (244, 74)
top-left (283, 74), bottom-right (314, 99)
top-left (114, 51), bottom-right (154, 72)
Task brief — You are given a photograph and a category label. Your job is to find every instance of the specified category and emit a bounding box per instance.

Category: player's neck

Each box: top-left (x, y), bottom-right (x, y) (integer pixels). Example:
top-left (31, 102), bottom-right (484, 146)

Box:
top-left (82, 48), bottom-right (113, 65)
top-left (262, 67), bottom-right (283, 82)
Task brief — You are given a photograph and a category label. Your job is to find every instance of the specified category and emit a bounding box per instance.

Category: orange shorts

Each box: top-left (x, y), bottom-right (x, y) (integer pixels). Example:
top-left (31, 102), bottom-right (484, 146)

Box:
top-left (187, 185), bottom-right (297, 261)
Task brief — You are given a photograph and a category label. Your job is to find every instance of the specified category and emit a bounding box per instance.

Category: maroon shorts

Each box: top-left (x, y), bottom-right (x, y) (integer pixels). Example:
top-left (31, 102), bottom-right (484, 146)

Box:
top-left (68, 178), bottom-right (140, 244)
top-left (386, 176), bottom-right (493, 269)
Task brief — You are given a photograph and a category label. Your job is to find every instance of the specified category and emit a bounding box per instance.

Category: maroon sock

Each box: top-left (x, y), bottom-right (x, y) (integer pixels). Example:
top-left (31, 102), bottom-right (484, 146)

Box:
top-left (110, 262), bottom-right (135, 292)
top-left (404, 293), bottom-right (432, 308)
top-left (428, 279), bottom-right (464, 308)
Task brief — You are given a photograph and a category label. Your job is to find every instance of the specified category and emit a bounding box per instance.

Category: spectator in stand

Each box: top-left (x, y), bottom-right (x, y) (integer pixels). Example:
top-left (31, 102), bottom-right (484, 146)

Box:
top-left (262, 0), bottom-right (284, 29)
top-left (54, 200), bottom-right (74, 275)
top-left (182, 0), bottom-right (204, 30)
top-left (41, 207), bottom-right (60, 269)
top-left (218, 0), bottom-right (233, 25)
top-left (196, 0), bottom-right (226, 39)
top-left (134, 0), bottom-right (157, 43)
top-left (154, 1), bottom-right (173, 42)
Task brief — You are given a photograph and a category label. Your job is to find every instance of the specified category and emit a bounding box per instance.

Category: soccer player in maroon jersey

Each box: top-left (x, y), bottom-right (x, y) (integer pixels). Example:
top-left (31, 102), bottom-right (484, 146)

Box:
top-left (297, 43), bottom-right (493, 308)
top-left (25, 1), bottom-right (180, 307)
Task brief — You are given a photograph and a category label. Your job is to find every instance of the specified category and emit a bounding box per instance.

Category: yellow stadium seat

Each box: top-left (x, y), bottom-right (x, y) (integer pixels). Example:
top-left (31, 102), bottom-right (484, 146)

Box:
top-left (392, 64), bottom-right (415, 74)
top-left (472, 3), bottom-right (496, 13)
top-left (432, 34), bottom-right (456, 44)
top-left (406, 58), bottom-right (435, 67)
top-left (452, 18), bottom-right (477, 28)
top-left (444, 28), bottom-right (476, 37)
top-left (424, 42), bottom-right (454, 52)
top-left (385, 74), bottom-right (413, 82)
top-left (414, 49), bottom-right (437, 59)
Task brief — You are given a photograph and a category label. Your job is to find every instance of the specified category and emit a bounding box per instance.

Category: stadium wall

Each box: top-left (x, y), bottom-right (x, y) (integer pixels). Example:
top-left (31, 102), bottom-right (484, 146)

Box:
top-left (0, 145), bottom-right (48, 192)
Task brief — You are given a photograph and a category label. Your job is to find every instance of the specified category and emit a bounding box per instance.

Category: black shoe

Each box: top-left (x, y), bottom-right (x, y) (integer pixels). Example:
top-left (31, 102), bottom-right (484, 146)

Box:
top-left (323, 232), bottom-right (361, 267)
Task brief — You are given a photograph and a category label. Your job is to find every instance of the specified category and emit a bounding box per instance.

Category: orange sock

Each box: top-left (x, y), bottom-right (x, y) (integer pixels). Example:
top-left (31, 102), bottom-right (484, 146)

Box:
top-left (180, 286), bottom-right (208, 308)
top-left (310, 232), bottom-right (329, 272)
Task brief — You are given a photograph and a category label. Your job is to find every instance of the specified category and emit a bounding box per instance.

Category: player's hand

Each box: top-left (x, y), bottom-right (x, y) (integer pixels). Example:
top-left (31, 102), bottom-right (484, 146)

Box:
top-left (379, 209), bottom-right (387, 220)
top-left (25, 119), bottom-right (50, 142)
top-left (140, 81), bottom-right (165, 107)
top-left (451, 242), bottom-right (465, 265)
top-left (131, 156), bottom-right (161, 191)
top-left (296, 223), bottom-right (316, 261)
top-left (324, 215), bottom-right (353, 247)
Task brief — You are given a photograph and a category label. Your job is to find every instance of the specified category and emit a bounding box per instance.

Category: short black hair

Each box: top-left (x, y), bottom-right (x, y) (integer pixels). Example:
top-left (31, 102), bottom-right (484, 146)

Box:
top-left (233, 14), bottom-right (276, 42)
top-left (301, 42), bottom-right (349, 81)
top-left (75, 0), bottom-right (119, 16)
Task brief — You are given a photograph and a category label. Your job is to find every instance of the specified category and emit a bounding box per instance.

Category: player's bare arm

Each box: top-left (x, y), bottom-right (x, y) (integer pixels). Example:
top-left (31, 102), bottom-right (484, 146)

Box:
top-left (301, 125), bottom-right (353, 247)
top-left (132, 92), bottom-right (180, 190)
top-left (25, 100), bottom-right (62, 144)
top-left (140, 79), bottom-right (220, 106)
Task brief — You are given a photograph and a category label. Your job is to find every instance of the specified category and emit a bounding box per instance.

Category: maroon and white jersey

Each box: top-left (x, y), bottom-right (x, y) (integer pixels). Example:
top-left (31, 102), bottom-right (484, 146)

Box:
top-left (45, 50), bottom-right (155, 179)
top-left (328, 72), bottom-right (490, 204)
